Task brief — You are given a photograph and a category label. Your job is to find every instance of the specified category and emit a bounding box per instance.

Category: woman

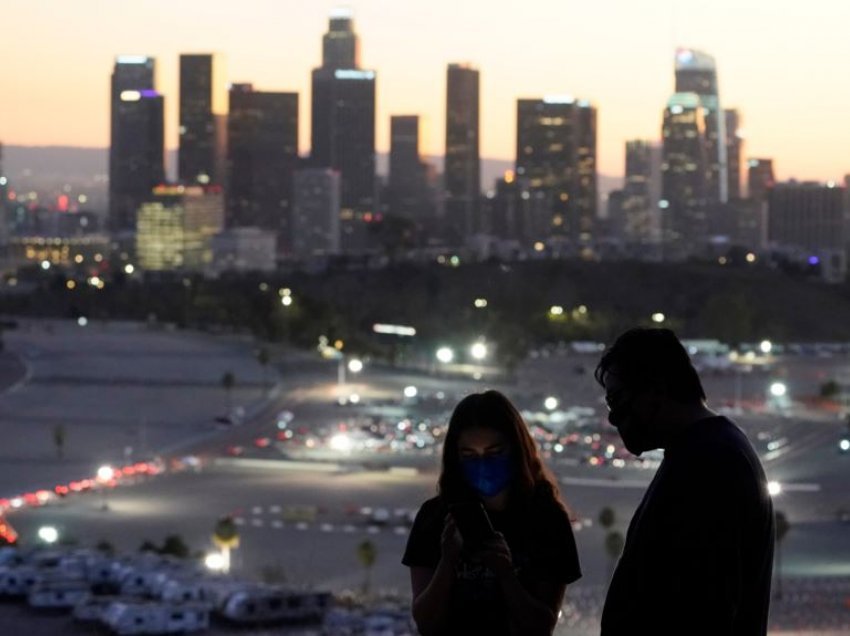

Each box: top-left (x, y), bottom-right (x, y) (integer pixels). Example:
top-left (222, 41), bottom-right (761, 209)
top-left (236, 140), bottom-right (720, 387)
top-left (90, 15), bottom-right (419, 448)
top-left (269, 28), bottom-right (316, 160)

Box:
top-left (402, 390), bottom-right (581, 635)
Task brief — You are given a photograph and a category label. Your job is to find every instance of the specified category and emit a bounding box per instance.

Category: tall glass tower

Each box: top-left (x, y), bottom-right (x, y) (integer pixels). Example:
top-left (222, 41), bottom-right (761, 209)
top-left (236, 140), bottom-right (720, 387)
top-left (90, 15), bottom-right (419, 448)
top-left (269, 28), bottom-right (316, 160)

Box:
top-left (675, 48), bottom-right (727, 204)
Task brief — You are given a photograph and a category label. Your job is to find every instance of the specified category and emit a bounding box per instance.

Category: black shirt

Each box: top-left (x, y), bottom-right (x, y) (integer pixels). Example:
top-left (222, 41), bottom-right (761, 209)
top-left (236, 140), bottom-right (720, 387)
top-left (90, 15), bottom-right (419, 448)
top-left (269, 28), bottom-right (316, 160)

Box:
top-left (402, 492), bottom-right (582, 635)
top-left (601, 416), bottom-right (775, 635)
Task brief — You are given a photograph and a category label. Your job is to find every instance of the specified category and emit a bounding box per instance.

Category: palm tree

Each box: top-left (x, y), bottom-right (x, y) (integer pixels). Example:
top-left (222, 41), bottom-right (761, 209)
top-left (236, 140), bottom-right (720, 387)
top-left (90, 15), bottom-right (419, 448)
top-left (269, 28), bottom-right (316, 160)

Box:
top-left (53, 424), bottom-right (66, 460)
top-left (256, 347), bottom-right (271, 391)
top-left (356, 539), bottom-right (377, 598)
top-left (598, 507), bottom-right (621, 585)
top-left (604, 531), bottom-right (625, 583)
top-left (774, 511), bottom-right (791, 600)
top-left (221, 371), bottom-right (235, 415)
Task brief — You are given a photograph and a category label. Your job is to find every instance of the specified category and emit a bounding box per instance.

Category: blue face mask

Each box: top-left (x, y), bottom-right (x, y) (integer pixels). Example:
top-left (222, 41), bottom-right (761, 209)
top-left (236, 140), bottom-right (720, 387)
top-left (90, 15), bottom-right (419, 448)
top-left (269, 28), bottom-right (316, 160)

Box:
top-left (460, 453), bottom-right (513, 498)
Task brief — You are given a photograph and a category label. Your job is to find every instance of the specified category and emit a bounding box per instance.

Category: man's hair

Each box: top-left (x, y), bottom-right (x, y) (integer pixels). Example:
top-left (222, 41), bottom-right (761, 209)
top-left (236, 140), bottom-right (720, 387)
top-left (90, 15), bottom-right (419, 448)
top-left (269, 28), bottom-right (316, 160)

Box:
top-left (594, 328), bottom-right (706, 403)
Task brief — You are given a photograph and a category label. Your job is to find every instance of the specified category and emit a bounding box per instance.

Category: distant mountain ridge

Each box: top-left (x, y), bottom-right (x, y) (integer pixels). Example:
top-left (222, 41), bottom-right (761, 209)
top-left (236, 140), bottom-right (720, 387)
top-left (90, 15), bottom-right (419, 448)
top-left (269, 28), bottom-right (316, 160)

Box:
top-left (3, 145), bottom-right (622, 198)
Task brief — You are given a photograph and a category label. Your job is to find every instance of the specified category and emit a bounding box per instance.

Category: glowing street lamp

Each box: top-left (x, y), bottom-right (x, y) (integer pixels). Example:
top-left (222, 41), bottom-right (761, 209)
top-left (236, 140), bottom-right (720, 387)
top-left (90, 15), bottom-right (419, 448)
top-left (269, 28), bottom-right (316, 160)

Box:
top-left (403, 385), bottom-right (418, 399)
top-left (470, 342), bottom-right (488, 361)
top-left (97, 465), bottom-right (115, 482)
top-left (652, 313), bottom-right (666, 324)
top-left (544, 396), bottom-right (559, 411)
top-left (769, 382), bottom-right (787, 398)
top-left (38, 526), bottom-right (59, 545)
top-left (760, 340), bottom-right (773, 355)
top-left (204, 551), bottom-right (227, 573)
top-left (347, 358), bottom-right (363, 374)
top-left (436, 347), bottom-right (455, 364)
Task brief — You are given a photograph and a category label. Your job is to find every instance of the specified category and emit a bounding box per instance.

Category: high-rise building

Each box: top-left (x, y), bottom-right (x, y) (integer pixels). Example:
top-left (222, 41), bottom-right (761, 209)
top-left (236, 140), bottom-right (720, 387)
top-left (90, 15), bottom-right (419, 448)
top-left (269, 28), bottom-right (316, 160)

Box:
top-left (444, 63), bottom-right (480, 241)
top-left (179, 54), bottom-right (227, 186)
top-left (725, 109), bottom-right (742, 200)
top-left (291, 168), bottom-right (341, 258)
top-left (0, 142), bottom-right (8, 247)
top-left (310, 10), bottom-right (376, 244)
top-left (747, 158), bottom-right (775, 203)
top-left (210, 227), bottom-right (277, 274)
top-left (675, 48), bottom-right (727, 204)
top-left (322, 7), bottom-right (359, 69)
top-left (661, 92), bottom-right (708, 255)
top-left (514, 96), bottom-right (596, 243)
top-left (622, 140), bottom-right (654, 244)
top-left (226, 84), bottom-right (298, 247)
top-left (388, 115), bottom-right (430, 221)
top-left (135, 184), bottom-right (224, 272)
top-left (109, 56), bottom-right (165, 235)
top-left (768, 182), bottom-right (846, 250)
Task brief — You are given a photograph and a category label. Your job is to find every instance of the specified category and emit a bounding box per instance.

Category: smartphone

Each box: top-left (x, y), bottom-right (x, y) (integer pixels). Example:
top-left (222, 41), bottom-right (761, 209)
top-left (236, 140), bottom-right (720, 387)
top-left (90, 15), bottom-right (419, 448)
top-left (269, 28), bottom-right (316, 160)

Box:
top-left (450, 502), bottom-right (495, 545)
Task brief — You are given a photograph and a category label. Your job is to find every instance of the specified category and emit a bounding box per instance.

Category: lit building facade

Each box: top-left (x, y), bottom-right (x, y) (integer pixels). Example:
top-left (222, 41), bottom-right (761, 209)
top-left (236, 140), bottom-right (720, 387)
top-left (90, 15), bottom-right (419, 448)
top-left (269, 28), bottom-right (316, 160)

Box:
top-left (661, 92), bottom-right (708, 255)
top-left (136, 185), bottom-right (224, 272)
top-left (515, 97), bottom-right (597, 244)
top-left (675, 48), bottom-right (727, 204)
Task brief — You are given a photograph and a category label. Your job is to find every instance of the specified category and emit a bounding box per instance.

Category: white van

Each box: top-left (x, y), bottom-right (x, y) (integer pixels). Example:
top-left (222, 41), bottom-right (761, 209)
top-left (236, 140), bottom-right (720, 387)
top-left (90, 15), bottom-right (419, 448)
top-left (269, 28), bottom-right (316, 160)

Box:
top-left (219, 587), bottom-right (331, 625)
top-left (102, 600), bottom-right (209, 635)
top-left (28, 579), bottom-right (90, 609)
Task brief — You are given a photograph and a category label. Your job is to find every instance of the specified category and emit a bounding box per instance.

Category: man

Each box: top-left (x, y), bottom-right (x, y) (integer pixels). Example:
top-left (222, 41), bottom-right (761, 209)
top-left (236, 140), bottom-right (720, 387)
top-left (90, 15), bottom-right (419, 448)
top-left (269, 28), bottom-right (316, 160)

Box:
top-left (595, 328), bottom-right (775, 635)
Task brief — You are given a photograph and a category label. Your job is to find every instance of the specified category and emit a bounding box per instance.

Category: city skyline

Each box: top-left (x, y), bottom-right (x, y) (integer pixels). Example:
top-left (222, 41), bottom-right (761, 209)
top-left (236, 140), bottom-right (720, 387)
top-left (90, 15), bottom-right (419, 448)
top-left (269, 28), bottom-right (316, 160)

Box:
top-left (2, 1), bottom-right (850, 182)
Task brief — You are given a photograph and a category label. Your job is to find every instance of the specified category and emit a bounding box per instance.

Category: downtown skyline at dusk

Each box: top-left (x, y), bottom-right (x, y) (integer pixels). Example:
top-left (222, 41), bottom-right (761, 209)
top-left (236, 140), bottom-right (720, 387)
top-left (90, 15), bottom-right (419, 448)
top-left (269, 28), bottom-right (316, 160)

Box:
top-left (3, 0), bottom-right (850, 182)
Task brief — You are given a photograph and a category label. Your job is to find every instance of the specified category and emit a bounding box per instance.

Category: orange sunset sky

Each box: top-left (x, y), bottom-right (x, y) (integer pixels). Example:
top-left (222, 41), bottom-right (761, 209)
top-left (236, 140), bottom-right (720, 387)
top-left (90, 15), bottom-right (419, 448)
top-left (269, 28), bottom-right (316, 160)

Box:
top-left (2, 0), bottom-right (849, 182)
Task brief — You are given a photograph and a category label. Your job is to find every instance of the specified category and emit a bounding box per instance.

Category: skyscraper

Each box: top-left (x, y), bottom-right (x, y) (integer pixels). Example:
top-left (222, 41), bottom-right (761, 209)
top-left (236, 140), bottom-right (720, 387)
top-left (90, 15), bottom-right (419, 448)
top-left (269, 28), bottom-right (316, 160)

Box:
top-left (768, 182), bottom-right (847, 254)
top-left (514, 96), bottom-right (597, 243)
top-left (226, 84), bottom-right (298, 247)
top-left (109, 56), bottom-right (164, 234)
top-left (444, 63), bottom-right (480, 241)
top-left (747, 158), bottom-right (775, 203)
top-left (0, 142), bottom-right (8, 247)
top-left (310, 9), bottom-right (376, 245)
top-left (675, 48), bottom-right (727, 204)
top-left (725, 109), bottom-right (743, 200)
top-left (388, 115), bottom-right (429, 221)
top-left (661, 93), bottom-right (708, 255)
top-left (291, 168), bottom-right (341, 258)
top-left (179, 54), bottom-right (227, 185)
top-left (623, 140), bottom-right (654, 244)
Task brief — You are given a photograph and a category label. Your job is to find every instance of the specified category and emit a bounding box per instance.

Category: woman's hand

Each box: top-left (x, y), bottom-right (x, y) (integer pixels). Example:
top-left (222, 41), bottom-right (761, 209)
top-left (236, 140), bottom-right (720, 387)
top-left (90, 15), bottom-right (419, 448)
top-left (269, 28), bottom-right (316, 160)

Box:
top-left (476, 532), bottom-right (513, 577)
top-left (441, 515), bottom-right (463, 564)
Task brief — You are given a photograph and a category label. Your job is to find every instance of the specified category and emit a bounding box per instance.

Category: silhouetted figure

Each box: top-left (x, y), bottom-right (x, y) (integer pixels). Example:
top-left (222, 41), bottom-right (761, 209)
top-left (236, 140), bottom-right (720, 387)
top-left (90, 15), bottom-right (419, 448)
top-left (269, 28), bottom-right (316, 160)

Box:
top-left (596, 328), bottom-right (774, 635)
top-left (403, 390), bottom-right (581, 635)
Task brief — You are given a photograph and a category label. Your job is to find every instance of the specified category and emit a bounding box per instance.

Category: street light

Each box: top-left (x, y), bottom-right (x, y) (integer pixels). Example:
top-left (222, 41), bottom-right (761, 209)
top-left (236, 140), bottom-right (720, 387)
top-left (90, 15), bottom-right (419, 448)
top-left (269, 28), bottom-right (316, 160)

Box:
top-left (470, 342), bottom-right (488, 361)
top-left (652, 313), bottom-right (666, 324)
top-left (204, 552), bottom-right (227, 573)
top-left (544, 396), bottom-right (559, 411)
top-left (97, 465), bottom-right (114, 511)
top-left (404, 385), bottom-right (418, 399)
top-left (760, 340), bottom-right (773, 355)
top-left (769, 382), bottom-right (787, 398)
top-left (347, 358), bottom-right (363, 374)
top-left (38, 526), bottom-right (59, 545)
top-left (436, 347), bottom-right (454, 364)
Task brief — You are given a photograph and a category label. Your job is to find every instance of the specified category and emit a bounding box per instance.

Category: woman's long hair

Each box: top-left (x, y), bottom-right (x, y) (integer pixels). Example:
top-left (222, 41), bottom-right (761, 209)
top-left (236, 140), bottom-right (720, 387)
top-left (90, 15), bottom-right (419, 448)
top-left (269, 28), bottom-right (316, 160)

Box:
top-left (437, 390), bottom-right (564, 511)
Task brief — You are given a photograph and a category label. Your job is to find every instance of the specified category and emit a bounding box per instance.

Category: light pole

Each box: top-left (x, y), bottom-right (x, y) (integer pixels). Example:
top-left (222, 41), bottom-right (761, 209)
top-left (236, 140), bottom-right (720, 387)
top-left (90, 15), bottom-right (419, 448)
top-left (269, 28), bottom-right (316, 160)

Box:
top-left (97, 465), bottom-right (114, 511)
